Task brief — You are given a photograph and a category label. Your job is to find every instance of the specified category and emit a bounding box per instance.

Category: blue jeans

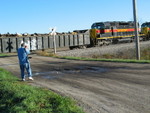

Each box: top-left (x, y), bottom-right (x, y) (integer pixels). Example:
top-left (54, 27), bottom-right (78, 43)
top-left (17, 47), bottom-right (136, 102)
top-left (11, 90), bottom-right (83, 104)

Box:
top-left (20, 63), bottom-right (32, 79)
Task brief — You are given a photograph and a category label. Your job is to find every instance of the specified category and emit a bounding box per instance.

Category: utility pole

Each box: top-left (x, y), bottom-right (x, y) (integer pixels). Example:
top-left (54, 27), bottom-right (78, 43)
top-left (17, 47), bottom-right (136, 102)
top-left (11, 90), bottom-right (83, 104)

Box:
top-left (133, 0), bottom-right (140, 60)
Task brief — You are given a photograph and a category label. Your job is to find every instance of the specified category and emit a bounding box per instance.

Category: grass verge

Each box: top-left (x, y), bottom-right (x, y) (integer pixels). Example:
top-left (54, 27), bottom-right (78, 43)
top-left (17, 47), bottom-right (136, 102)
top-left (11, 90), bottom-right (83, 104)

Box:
top-left (54, 56), bottom-right (150, 63)
top-left (0, 68), bottom-right (84, 113)
top-left (36, 47), bottom-right (150, 63)
top-left (0, 53), bottom-right (8, 57)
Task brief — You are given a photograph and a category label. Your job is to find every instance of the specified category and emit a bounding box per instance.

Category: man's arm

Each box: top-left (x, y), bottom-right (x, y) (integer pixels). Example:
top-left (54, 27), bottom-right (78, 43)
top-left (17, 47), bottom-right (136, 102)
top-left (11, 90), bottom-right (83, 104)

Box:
top-left (25, 46), bottom-right (30, 55)
top-left (25, 48), bottom-right (30, 55)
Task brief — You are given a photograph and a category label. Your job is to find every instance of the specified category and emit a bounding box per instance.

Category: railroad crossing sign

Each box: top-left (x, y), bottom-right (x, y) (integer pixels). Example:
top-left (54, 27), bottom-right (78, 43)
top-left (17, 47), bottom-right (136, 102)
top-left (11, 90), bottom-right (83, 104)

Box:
top-left (50, 27), bottom-right (57, 35)
top-left (50, 27), bottom-right (57, 54)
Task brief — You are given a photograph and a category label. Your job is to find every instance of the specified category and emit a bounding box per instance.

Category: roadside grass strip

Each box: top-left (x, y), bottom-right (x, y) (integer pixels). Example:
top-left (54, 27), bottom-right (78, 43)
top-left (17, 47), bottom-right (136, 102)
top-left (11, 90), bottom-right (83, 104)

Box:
top-left (55, 56), bottom-right (150, 63)
top-left (0, 68), bottom-right (84, 113)
top-left (0, 54), bottom-right (8, 57)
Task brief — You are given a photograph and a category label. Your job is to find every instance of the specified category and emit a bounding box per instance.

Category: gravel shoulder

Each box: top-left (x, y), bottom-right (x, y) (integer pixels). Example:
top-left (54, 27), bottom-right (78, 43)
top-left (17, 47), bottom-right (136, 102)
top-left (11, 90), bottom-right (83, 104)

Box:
top-left (0, 42), bottom-right (150, 113)
top-left (56, 41), bottom-right (150, 57)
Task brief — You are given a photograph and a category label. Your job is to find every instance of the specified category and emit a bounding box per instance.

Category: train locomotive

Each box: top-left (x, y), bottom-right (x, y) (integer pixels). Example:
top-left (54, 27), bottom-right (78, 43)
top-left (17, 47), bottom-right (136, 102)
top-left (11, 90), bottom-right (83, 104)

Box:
top-left (0, 21), bottom-right (150, 52)
top-left (90, 21), bottom-right (137, 46)
top-left (73, 21), bottom-right (150, 49)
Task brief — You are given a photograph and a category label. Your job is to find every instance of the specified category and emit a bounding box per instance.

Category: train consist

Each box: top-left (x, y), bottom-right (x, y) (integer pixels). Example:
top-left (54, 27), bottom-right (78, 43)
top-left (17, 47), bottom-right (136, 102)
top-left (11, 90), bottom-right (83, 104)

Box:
top-left (73, 21), bottom-right (150, 49)
top-left (0, 21), bottom-right (150, 52)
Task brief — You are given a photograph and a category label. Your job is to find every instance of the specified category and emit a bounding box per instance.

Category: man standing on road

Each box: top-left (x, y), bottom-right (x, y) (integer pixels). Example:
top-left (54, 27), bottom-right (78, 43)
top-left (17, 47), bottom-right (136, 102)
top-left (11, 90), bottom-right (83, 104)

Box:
top-left (17, 43), bottom-right (33, 81)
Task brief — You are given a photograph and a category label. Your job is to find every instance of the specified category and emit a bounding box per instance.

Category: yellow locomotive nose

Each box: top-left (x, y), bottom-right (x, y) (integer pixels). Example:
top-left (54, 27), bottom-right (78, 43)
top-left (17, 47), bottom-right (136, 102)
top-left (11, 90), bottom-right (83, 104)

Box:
top-left (90, 29), bottom-right (97, 39)
top-left (141, 27), bottom-right (149, 35)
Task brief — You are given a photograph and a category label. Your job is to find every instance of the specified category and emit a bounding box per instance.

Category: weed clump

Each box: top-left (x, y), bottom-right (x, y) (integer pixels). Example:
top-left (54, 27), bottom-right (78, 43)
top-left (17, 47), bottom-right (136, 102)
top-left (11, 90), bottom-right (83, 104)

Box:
top-left (91, 47), bottom-right (150, 60)
top-left (36, 51), bottom-right (57, 57)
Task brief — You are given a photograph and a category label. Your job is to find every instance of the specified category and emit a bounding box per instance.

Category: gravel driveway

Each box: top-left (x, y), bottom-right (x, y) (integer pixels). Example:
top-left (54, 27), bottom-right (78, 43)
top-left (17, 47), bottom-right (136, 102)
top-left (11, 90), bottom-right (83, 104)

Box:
top-left (0, 53), bottom-right (149, 113)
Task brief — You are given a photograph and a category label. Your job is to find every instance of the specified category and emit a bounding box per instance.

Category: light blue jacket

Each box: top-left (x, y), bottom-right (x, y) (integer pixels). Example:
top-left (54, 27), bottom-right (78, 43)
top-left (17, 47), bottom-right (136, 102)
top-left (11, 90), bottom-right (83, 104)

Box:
top-left (18, 47), bottom-right (30, 65)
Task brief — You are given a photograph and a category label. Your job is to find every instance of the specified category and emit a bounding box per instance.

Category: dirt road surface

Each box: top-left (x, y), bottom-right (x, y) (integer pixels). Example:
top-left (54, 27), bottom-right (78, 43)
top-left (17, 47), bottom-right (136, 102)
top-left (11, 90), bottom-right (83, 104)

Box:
top-left (0, 54), bottom-right (149, 113)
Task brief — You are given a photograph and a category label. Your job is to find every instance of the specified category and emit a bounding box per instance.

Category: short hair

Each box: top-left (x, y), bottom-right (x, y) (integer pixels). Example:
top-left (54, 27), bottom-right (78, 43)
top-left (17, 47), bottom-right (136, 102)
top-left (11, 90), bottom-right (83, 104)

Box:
top-left (21, 43), bottom-right (25, 47)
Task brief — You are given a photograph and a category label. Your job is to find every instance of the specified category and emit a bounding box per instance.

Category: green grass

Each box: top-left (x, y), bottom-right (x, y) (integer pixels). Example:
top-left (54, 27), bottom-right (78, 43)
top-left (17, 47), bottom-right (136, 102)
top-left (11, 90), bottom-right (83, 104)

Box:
top-left (0, 68), bottom-right (84, 113)
top-left (0, 53), bottom-right (8, 57)
top-left (36, 46), bottom-right (150, 63)
top-left (52, 47), bottom-right (150, 63)
top-left (54, 56), bottom-right (150, 63)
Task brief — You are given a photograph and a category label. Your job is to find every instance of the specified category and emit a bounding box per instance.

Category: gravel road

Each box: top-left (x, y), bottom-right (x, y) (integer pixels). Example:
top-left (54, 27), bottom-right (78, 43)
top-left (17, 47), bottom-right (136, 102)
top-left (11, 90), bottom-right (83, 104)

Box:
top-left (0, 52), bottom-right (149, 113)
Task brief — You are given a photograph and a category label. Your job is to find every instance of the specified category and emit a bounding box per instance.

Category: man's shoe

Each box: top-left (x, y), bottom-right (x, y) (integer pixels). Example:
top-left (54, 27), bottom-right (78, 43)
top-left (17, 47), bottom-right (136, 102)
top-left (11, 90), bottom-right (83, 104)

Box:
top-left (28, 77), bottom-right (34, 80)
top-left (22, 78), bottom-right (25, 81)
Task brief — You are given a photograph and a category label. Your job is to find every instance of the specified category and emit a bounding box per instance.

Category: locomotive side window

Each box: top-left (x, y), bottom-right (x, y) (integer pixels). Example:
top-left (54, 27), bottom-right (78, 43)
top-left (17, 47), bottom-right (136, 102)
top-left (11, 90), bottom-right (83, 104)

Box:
top-left (105, 26), bottom-right (110, 29)
top-left (119, 22), bottom-right (129, 26)
top-left (91, 23), bottom-right (105, 29)
top-left (141, 23), bottom-right (150, 28)
top-left (96, 23), bottom-right (105, 29)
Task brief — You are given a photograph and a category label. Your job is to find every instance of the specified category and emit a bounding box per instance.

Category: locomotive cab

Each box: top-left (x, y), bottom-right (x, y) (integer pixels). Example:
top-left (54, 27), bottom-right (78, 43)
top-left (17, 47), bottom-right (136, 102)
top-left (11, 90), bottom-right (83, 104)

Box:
top-left (91, 22), bottom-right (105, 37)
top-left (90, 21), bottom-right (135, 46)
top-left (141, 22), bottom-right (150, 40)
top-left (90, 22), bottom-right (111, 46)
top-left (141, 22), bottom-right (150, 34)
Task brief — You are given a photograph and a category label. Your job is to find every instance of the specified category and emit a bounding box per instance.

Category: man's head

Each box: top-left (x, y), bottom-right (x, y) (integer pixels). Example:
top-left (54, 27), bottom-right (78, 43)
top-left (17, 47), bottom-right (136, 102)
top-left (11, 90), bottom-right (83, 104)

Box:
top-left (21, 43), bottom-right (25, 47)
top-left (21, 43), bottom-right (28, 48)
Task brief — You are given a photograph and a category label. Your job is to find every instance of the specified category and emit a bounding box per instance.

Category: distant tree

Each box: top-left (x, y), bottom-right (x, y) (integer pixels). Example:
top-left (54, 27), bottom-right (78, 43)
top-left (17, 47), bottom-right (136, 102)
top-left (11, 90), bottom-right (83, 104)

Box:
top-left (6, 32), bottom-right (10, 37)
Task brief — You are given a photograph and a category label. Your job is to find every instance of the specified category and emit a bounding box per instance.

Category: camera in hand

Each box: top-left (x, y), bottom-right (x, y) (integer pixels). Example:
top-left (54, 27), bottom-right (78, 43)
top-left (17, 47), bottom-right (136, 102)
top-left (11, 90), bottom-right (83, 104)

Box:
top-left (28, 57), bottom-right (32, 59)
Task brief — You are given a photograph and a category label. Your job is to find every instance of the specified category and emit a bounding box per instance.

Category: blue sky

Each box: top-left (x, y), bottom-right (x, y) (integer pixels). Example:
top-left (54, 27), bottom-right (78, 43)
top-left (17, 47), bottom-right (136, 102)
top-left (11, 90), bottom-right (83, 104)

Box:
top-left (0, 0), bottom-right (150, 34)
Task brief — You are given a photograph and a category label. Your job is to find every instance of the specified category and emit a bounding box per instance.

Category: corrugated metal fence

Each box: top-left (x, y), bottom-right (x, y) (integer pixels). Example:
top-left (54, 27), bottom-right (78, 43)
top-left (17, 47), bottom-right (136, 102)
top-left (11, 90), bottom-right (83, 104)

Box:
top-left (0, 34), bottom-right (90, 53)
